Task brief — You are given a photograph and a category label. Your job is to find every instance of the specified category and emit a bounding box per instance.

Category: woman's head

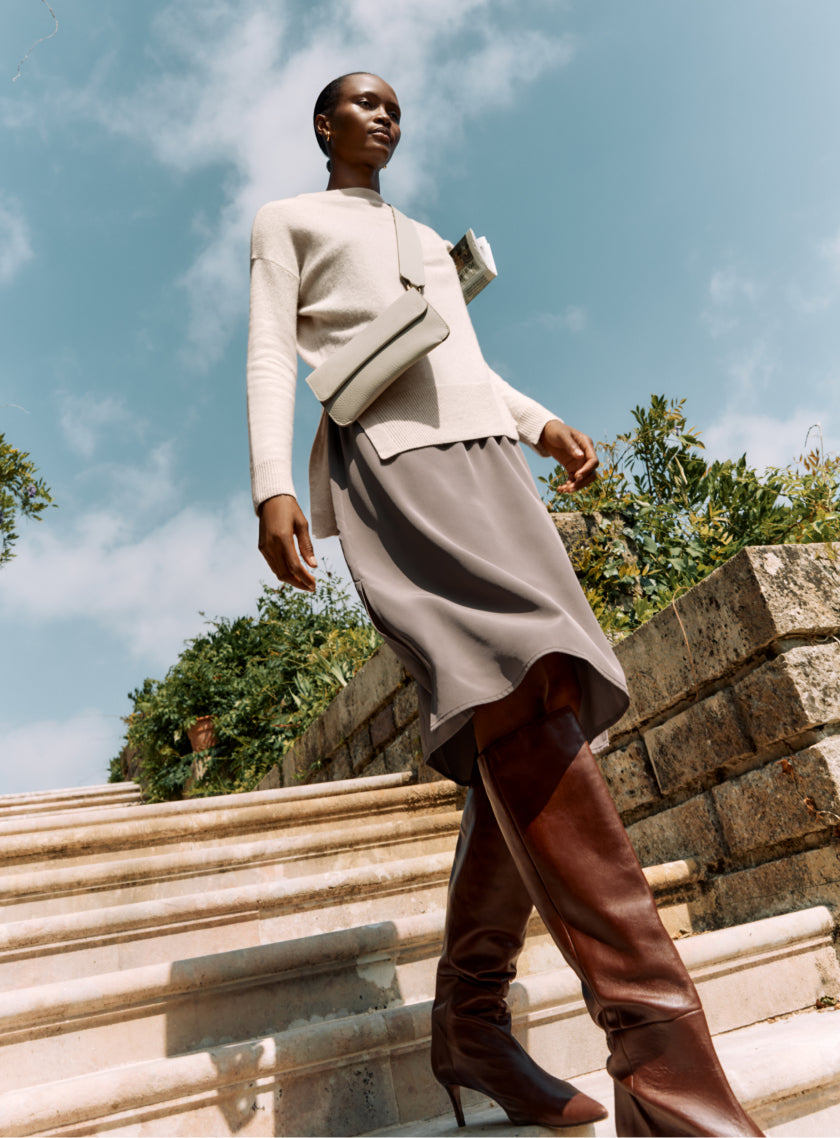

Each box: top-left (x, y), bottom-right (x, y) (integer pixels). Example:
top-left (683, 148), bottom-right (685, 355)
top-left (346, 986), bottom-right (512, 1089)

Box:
top-left (313, 72), bottom-right (401, 174)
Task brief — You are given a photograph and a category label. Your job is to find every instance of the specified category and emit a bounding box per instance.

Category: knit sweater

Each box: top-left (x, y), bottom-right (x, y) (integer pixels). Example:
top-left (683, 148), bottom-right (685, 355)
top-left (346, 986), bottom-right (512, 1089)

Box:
top-left (246, 187), bottom-right (559, 537)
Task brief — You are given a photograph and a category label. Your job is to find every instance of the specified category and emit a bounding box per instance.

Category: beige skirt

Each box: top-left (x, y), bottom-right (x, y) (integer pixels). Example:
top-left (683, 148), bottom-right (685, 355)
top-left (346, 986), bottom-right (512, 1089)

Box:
top-left (328, 422), bottom-right (629, 785)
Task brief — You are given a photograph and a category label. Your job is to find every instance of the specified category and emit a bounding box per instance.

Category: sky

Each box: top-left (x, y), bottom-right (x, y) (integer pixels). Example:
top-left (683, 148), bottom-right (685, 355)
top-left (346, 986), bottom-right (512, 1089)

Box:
top-left (1, 0), bottom-right (839, 795)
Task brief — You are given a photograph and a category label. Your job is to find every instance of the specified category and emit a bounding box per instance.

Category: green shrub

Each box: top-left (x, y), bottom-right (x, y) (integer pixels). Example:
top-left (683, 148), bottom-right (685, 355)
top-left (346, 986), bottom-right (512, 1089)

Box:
top-left (112, 577), bottom-right (380, 800)
top-left (543, 395), bottom-right (840, 638)
top-left (0, 433), bottom-right (54, 567)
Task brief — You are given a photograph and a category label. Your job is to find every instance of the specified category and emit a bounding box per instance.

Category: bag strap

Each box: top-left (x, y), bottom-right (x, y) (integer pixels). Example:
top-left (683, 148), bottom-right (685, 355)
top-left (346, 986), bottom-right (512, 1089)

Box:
top-left (391, 206), bottom-right (425, 292)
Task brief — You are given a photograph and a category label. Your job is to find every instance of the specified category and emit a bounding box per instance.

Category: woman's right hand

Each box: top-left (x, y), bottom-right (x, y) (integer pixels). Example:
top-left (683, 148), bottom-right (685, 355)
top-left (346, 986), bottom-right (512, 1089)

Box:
top-left (258, 494), bottom-right (318, 592)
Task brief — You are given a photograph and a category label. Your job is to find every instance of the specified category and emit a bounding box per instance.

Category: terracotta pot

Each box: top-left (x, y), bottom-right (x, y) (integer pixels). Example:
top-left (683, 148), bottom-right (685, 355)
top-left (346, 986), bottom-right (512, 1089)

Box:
top-left (186, 715), bottom-right (216, 752)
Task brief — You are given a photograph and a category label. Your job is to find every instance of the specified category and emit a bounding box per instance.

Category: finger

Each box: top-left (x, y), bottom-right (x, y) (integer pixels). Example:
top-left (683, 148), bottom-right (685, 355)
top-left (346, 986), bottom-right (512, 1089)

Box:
top-left (568, 429), bottom-right (597, 466)
top-left (571, 451), bottom-right (599, 483)
top-left (295, 515), bottom-right (318, 570)
top-left (278, 532), bottom-right (317, 592)
top-left (556, 457), bottom-right (599, 493)
top-left (259, 530), bottom-right (313, 592)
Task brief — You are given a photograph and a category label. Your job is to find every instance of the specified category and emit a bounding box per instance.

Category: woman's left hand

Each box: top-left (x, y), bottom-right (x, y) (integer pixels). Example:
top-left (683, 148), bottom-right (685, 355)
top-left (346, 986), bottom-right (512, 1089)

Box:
top-left (539, 419), bottom-right (599, 493)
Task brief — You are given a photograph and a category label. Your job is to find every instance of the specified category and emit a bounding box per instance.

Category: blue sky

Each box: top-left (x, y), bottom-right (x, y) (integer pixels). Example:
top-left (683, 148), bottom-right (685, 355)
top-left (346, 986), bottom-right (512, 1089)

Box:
top-left (2, 0), bottom-right (839, 794)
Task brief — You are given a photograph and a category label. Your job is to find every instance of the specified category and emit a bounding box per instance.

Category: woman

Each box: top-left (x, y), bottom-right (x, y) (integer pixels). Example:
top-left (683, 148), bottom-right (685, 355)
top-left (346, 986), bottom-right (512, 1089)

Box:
top-left (247, 72), bottom-right (762, 1137)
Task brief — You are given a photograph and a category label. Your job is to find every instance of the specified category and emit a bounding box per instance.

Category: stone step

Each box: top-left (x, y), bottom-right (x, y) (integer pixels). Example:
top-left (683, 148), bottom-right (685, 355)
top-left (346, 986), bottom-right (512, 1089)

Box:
top-left (0, 773), bottom-right (460, 873)
top-left (0, 846), bottom-right (457, 990)
top-left (0, 902), bottom-right (833, 1097)
top-left (0, 859), bottom-right (710, 1087)
top-left (0, 809), bottom-right (463, 922)
top-left (0, 772), bottom-right (413, 837)
top-left (365, 1008), bottom-right (840, 1137)
top-left (0, 914), bottom-right (835, 1137)
top-left (0, 783), bottom-right (142, 820)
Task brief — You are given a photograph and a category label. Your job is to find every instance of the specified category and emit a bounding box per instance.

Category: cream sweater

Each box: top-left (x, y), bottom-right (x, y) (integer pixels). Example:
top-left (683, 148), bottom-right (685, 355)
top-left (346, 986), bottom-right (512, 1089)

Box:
top-left (247, 187), bottom-right (559, 537)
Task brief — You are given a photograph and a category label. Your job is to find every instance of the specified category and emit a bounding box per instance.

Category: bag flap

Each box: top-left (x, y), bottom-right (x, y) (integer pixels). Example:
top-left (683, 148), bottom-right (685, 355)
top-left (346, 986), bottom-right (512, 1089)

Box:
top-left (306, 289), bottom-right (428, 402)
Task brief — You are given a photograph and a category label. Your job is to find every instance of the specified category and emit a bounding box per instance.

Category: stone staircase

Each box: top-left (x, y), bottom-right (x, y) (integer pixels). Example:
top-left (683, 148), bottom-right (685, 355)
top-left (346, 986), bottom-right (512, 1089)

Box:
top-left (0, 776), bottom-right (838, 1137)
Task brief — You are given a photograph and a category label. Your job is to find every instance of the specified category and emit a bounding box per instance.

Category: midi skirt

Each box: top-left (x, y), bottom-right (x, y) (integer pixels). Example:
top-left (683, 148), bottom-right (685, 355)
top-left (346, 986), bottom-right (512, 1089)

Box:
top-left (328, 422), bottom-right (629, 786)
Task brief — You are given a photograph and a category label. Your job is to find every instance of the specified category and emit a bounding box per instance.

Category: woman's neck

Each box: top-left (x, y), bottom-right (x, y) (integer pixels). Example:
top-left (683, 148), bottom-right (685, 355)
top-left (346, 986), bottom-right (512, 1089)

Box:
top-left (325, 158), bottom-right (382, 194)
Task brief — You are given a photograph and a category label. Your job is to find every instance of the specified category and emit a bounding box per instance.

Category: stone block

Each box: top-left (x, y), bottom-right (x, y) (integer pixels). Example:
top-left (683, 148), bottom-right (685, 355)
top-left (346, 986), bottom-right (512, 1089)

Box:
top-left (370, 704), bottom-right (396, 751)
top-left (282, 749), bottom-right (296, 788)
top-left (328, 746), bottom-right (352, 782)
top-left (712, 845), bottom-right (840, 930)
top-left (597, 739), bottom-right (660, 815)
top-left (627, 793), bottom-right (724, 867)
top-left (320, 645), bottom-right (406, 750)
top-left (612, 543), bottom-right (840, 735)
top-left (712, 737), bottom-right (840, 857)
top-left (733, 642), bottom-right (840, 749)
top-left (364, 755), bottom-right (388, 778)
top-left (349, 724), bottom-right (373, 774)
top-left (392, 682), bottom-right (419, 729)
top-left (383, 724), bottom-right (423, 775)
top-left (644, 689), bottom-right (753, 795)
top-left (257, 765), bottom-right (281, 792)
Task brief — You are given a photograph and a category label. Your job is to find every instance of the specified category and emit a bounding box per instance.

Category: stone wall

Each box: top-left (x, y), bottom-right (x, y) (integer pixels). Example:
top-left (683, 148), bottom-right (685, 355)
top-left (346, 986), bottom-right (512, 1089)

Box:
top-left (259, 542), bottom-right (840, 932)
top-left (258, 645), bottom-right (440, 790)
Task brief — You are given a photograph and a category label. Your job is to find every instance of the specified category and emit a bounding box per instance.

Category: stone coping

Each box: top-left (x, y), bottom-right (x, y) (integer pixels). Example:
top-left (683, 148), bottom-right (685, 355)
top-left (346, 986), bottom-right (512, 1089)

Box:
top-left (0, 782), bottom-right (138, 806)
top-left (0, 811), bottom-right (463, 903)
top-left (0, 778), bottom-right (455, 865)
top-left (0, 850), bottom-right (457, 956)
top-left (0, 771), bottom-right (414, 838)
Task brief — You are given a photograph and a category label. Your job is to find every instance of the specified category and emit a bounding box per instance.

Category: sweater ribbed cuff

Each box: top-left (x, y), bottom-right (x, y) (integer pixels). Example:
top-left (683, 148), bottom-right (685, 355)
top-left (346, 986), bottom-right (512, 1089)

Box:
top-left (517, 404), bottom-right (562, 456)
top-left (251, 460), bottom-right (297, 516)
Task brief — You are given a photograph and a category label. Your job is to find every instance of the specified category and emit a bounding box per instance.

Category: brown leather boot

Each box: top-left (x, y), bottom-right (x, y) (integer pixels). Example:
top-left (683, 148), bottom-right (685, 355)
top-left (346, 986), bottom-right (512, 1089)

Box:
top-left (431, 769), bottom-right (608, 1128)
top-left (477, 706), bottom-right (764, 1138)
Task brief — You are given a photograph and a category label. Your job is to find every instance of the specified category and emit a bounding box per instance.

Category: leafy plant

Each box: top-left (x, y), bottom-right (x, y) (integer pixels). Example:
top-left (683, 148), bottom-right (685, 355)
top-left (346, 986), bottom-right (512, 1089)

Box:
top-left (111, 577), bottom-right (380, 800)
top-left (543, 395), bottom-right (840, 637)
top-left (0, 432), bottom-right (54, 567)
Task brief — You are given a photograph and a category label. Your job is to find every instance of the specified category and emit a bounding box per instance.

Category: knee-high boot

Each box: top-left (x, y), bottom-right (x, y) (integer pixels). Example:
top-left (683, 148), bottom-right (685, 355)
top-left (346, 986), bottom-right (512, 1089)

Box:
top-left (477, 706), bottom-right (764, 1138)
top-left (431, 768), bottom-right (608, 1128)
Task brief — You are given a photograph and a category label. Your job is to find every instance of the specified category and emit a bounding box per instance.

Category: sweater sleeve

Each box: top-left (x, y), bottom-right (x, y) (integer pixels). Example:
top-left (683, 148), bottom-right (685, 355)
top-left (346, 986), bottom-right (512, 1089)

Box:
top-left (487, 368), bottom-right (561, 457)
top-left (246, 252), bottom-right (300, 514)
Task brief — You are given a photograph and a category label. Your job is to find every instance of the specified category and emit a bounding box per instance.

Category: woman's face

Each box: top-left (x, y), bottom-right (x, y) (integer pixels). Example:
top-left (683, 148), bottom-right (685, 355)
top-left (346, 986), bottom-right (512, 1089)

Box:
top-left (318, 73), bottom-right (401, 170)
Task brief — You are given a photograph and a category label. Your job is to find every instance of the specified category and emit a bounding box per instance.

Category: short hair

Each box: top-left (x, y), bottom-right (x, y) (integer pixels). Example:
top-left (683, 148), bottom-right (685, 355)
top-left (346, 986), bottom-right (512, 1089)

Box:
top-left (313, 72), bottom-right (371, 156)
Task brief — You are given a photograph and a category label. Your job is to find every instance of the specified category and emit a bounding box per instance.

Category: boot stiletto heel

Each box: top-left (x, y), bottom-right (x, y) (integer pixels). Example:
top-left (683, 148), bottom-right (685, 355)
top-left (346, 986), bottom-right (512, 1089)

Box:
top-left (444, 1084), bottom-right (465, 1128)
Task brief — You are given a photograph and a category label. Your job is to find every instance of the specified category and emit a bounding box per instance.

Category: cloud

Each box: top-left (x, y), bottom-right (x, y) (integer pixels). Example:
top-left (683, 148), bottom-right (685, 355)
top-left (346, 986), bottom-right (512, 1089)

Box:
top-left (0, 489), bottom-right (261, 668)
top-left (0, 195), bottom-right (33, 284)
top-left (0, 710), bottom-right (124, 793)
top-left (786, 282), bottom-right (833, 315)
top-left (58, 391), bottom-right (135, 459)
top-left (820, 225), bottom-right (840, 271)
top-left (534, 305), bottom-right (587, 333)
top-left (0, 482), bottom-right (356, 674)
top-left (701, 266), bottom-right (758, 337)
top-left (704, 408), bottom-right (834, 471)
top-left (55, 0), bottom-right (574, 369)
top-left (725, 336), bottom-right (776, 397)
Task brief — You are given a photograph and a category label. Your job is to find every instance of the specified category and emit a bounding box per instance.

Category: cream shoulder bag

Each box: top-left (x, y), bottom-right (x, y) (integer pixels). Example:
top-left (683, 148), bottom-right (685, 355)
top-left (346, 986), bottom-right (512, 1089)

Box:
top-left (305, 206), bottom-right (450, 427)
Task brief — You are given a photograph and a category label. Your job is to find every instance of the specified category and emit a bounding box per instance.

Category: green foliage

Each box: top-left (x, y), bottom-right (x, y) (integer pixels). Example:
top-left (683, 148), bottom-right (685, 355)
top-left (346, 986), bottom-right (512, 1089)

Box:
top-left (0, 433), bottom-right (54, 566)
top-left (543, 395), bottom-right (840, 637)
top-left (112, 578), bottom-right (380, 801)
